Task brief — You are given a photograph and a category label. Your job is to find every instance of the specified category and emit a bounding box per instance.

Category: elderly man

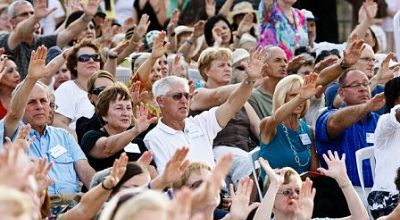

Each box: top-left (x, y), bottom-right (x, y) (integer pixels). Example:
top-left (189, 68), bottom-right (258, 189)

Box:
top-left (315, 69), bottom-right (385, 190)
top-left (0, 46), bottom-right (95, 195)
top-left (248, 46), bottom-right (288, 119)
top-left (0, 0), bottom-right (100, 78)
top-left (144, 49), bottom-right (265, 172)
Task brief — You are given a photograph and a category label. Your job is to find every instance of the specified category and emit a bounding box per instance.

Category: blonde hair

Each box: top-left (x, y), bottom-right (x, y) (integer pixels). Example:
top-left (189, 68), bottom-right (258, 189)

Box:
top-left (272, 75), bottom-right (309, 118)
top-left (0, 186), bottom-right (35, 218)
top-left (263, 167), bottom-right (299, 193)
top-left (172, 162), bottom-right (211, 191)
top-left (198, 47), bottom-right (232, 81)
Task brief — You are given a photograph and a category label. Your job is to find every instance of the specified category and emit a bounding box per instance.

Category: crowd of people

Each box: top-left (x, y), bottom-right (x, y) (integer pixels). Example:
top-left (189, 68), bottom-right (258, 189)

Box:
top-left (0, 0), bottom-right (400, 219)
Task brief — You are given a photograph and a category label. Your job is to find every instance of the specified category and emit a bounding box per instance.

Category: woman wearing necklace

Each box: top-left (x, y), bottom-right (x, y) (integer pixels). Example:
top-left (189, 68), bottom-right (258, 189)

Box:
top-left (259, 73), bottom-right (319, 183)
top-left (258, 0), bottom-right (308, 59)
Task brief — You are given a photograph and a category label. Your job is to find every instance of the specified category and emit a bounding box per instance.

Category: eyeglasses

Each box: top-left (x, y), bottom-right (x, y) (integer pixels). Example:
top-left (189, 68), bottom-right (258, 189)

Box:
top-left (166, 92), bottom-right (191, 101)
top-left (77, 54), bottom-right (101, 62)
top-left (235, 65), bottom-right (245, 71)
top-left (87, 24), bottom-right (95, 30)
top-left (342, 81), bottom-right (370, 89)
top-left (90, 86), bottom-right (106, 95)
top-left (277, 188), bottom-right (300, 197)
top-left (359, 57), bottom-right (377, 63)
top-left (13, 11), bottom-right (34, 18)
top-left (188, 180), bottom-right (203, 190)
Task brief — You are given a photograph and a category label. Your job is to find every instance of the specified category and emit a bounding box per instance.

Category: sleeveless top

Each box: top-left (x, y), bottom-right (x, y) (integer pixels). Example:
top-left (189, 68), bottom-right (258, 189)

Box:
top-left (259, 119), bottom-right (312, 182)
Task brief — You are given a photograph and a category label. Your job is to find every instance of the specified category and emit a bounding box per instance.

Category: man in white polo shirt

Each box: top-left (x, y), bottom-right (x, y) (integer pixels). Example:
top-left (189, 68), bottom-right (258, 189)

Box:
top-left (144, 49), bottom-right (264, 172)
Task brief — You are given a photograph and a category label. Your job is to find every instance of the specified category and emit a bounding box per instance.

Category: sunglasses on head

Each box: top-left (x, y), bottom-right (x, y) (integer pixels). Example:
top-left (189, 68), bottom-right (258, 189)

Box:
top-left (90, 86), bottom-right (106, 95)
top-left (78, 54), bottom-right (100, 62)
top-left (168, 92), bottom-right (191, 101)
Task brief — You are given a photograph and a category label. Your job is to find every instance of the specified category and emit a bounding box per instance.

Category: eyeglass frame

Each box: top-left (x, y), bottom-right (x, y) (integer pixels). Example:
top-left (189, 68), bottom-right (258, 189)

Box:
top-left (164, 92), bottom-right (192, 101)
top-left (341, 81), bottom-right (371, 89)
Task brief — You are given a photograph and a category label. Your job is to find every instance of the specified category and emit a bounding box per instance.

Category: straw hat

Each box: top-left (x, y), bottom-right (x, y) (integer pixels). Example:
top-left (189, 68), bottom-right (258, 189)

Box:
top-left (229, 2), bottom-right (257, 23)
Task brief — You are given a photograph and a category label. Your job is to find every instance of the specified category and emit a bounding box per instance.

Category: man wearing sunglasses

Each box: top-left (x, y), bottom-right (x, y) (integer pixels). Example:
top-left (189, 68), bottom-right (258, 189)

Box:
top-left (144, 49), bottom-right (266, 173)
top-left (0, 0), bottom-right (100, 79)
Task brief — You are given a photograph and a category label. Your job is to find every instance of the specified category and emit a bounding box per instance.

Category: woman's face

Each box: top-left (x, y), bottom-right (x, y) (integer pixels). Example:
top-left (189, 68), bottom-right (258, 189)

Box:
top-left (186, 169), bottom-right (220, 207)
top-left (53, 63), bottom-right (71, 90)
top-left (76, 47), bottom-right (101, 78)
top-left (364, 29), bottom-right (376, 49)
top-left (284, 85), bottom-right (304, 115)
top-left (78, 21), bottom-right (96, 42)
top-left (0, 59), bottom-right (20, 89)
top-left (205, 58), bottom-right (232, 85)
top-left (88, 77), bottom-right (115, 106)
top-left (274, 175), bottom-right (302, 213)
top-left (213, 20), bottom-right (231, 44)
top-left (104, 95), bottom-right (133, 130)
top-left (149, 61), bottom-right (163, 85)
top-left (119, 173), bottom-right (151, 191)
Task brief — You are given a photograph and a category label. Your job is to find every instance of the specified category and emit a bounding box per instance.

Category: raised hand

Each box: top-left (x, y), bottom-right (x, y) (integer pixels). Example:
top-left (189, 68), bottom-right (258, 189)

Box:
top-left (192, 20), bottom-right (205, 39)
top-left (108, 41), bottom-right (129, 59)
top-left (137, 150), bottom-right (153, 165)
top-left (34, 158), bottom-right (54, 197)
top-left (296, 177), bottom-right (316, 220)
top-left (82, 0), bottom-right (101, 17)
top-left (15, 123), bottom-right (34, 151)
top-left (168, 187), bottom-right (193, 220)
top-left (299, 72), bottom-right (318, 99)
top-left (313, 56), bottom-right (338, 73)
top-left (151, 31), bottom-right (170, 59)
top-left (167, 9), bottom-right (180, 38)
top-left (133, 14), bottom-right (150, 43)
top-left (245, 48), bottom-right (266, 80)
top-left (343, 34), bottom-right (365, 67)
top-left (171, 54), bottom-right (186, 78)
top-left (365, 92), bottom-right (386, 112)
top-left (237, 13), bottom-right (254, 37)
top-left (358, 0), bottom-right (377, 23)
top-left (132, 104), bottom-right (157, 134)
top-left (64, 0), bottom-right (83, 17)
top-left (212, 27), bottom-right (223, 46)
top-left (130, 81), bottom-right (148, 106)
top-left (287, 54), bottom-right (306, 73)
top-left (205, 0), bottom-right (216, 18)
top-left (34, 0), bottom-right (57, 20)
top-left (102, 153), bottom-right (129, 189)
top-left (229, 177), bottom-right (260, 220)
top-left (376, 52), bottom-right (400, 83)
top-left (159, 147), bottom-right (190, 186)
top-left (27, 45), bottom-right (49, 80)
top-left (100, 19), bottom-right (114, 45)
top-left (259, 158), bottom-right (284, 187)
top-left (317, 151), bottom-right (350, 187)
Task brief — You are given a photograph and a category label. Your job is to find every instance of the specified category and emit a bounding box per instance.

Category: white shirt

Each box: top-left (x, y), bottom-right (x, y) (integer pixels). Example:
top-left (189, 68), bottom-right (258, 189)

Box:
top-left (54, 80), bottom-right (94, 130)
top-left (144, 107), bottom-right (222, 173)
top-left (40, 0), bottom-right (65, 35)
top-left (372, 105), bottom-right (400, 193)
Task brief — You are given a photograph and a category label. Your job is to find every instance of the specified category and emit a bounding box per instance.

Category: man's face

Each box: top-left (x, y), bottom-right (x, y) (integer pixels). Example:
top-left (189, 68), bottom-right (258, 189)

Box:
top-left (265, 47), bottom-right (288, 79)
top-left (339, 70), bottom-right (371, 106)
top-left (10, 3), bottom-right (34, 28)
top-left (157, 83), bottom-right (190, 122)
top-left (23, 84), bottom-right (50, 129)
top-left (352, 45), bottom-right (375, 79)
top-left (307, 20), bottom-right (316, 43)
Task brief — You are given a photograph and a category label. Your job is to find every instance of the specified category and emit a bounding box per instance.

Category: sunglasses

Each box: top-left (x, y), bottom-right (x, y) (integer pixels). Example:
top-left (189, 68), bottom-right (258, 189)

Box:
top-left (167, 92), bottom-right (191, 101)
top-left (278, 188), bottom-right (300, 197)
top-left (235, 65), bottom-right (245, 71)
top-left (13, 11), bottom-right (34, 18)
top-left (77, 54), bottom-right (101, 62)
top-left (90, 86), bottom-right (106, 95)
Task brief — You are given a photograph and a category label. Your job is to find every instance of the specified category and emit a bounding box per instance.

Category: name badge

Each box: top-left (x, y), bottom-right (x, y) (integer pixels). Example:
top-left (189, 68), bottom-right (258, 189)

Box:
top-left (49, 145), bottom-right (67, 158)
top-left (366, 133), bottom-right (375, 144)
top-left (124, 143), bottom-right (141, 154)
top-left (299, 133), bottom-right (312, 145)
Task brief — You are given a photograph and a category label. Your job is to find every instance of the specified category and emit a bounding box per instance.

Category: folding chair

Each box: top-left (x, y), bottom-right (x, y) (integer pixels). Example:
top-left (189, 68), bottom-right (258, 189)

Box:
top-left (355, 146), bottom-right (376, 208)
top-left (248, 147), bottom-right (263, 200)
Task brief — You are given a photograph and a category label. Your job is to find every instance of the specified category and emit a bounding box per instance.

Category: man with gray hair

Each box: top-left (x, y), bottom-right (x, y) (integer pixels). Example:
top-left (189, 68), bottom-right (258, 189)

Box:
top-left (144, 49), bottom-right (265, 172)
top-left (0, 0), bottom-right (100, 78)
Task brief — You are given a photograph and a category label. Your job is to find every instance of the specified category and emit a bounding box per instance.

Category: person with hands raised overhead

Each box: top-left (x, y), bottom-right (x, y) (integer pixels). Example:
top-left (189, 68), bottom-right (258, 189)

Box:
top-left (259, 72), bottom-right (320, 181)
top-left (0, 0), bottom-right (101, 79)
top-left (0, 45), bottom-right (96, 196)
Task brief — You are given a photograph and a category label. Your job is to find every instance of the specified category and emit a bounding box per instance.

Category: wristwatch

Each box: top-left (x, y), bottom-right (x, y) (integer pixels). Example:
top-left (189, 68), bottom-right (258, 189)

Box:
top-left (340, 59), bottom-right (351, 69)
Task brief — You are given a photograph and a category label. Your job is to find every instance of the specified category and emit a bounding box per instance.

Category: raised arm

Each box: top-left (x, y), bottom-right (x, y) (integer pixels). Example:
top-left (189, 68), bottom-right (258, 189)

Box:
top-left (4, 46), bottom-right (49, 138)
top-left (370, 52), bottom-right (400, 91)
top-left (216, 48), bottom-right (265, 127)
top-left (190, 84), bottom-right (240, 111)
top-left (57, 0), bottom-right (100, 48)
top-left (88, 105), bottom-right (156, 159)
top-left (63, 153), bottom-right (128, 220)
top-left (217, 0), bottom-right (234, 17)
top-left (317, 151), bottom-right (369, 220)
top-left (178, 20), bottom-right (205, 62)
top-left (260, 73), bottom-right (319, 144)
top-left (349, 0), bottom-right (377, 41)
top-left (327, 93), bottom-right (385, 139)
top-left (8, 0), bottom-right (56, 50)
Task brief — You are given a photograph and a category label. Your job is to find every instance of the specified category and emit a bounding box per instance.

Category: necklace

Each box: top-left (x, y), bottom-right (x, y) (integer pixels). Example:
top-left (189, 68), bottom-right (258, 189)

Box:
top-left (74, 79), bottom-right (86, 91)
top-left (281, 121), bottom-right (311, 167)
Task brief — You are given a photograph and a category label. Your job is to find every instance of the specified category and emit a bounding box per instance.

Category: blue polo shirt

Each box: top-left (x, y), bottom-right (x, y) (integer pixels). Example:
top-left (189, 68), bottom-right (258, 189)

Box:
top-left (0, 120), bottom-right (87, 195)
top-left (315, 109), bottom-right (379, 187)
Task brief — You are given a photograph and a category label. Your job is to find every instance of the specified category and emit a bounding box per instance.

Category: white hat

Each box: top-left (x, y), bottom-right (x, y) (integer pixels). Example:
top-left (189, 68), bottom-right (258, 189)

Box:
top-left (232, 48), bottom-right (250, 66)
top-left (239, 33), bottom-right (257, 45)
top-left (301, 9), bottom-right (316, 21)
top-left (174, 25), bottom-right (193, 37)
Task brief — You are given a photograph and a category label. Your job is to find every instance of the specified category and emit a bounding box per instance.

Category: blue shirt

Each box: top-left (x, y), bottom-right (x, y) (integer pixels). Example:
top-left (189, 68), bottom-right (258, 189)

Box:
top-left (259, 119), bottom-right (312, 182)
top-left (0, 120), bottom-right (87, 195)
top-left (315, 109), bottom-right (379, 187)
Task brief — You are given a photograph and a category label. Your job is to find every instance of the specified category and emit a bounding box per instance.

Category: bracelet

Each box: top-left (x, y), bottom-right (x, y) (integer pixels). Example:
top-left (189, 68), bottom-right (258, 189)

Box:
top-left (244, 79), bottom-right (256, 85)
top-left (101, 180), bottom-right (114, 190)
top-left (108, 53), bottom-right (118, 59)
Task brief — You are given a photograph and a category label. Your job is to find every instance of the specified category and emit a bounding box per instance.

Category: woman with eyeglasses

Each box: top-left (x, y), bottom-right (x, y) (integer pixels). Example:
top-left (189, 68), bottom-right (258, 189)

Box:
top-left (0, 55), bottom-right (20, 119)
top-left (254, 151), bottom-right (368, 220)
top-left (53, 39), bottom-right (104, 139)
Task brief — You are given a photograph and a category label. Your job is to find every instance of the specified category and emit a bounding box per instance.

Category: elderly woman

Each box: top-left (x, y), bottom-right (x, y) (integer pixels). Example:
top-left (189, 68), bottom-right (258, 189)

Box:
top-left (53, 39), bottom-right (104, 136)
top-left (258, 0), bottom-right (308, 59)
top-left (254, 152), bottom-right (369, 220)
top-left (259, 73), bottom-right (319, 182)
top-left (0, 55), bottom-right (20, 119)
top-left (80, 82), bottom-right (156, 171)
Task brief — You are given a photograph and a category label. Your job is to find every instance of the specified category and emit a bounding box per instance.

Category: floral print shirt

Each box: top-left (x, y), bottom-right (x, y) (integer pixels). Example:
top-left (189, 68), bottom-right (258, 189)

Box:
top-left (258, 0), bottom-right (308, 59)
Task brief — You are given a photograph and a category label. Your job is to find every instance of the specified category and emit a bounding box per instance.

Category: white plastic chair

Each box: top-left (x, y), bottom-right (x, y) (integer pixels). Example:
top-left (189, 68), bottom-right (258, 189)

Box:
top-left (394, 11), bottom-right (400, 61)
top-left (248, 147), bottom-right (263, 200)
top-left (355, 146), bottom-right (376, 204)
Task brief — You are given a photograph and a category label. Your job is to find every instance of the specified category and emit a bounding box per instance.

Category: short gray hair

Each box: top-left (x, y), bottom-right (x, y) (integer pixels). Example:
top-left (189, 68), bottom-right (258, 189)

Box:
top-left (264, 46), bottom-right (282, 62)
top-left (8, 0), bottom-right (32, 18)
top-left (152, 75), bottom-right (189, 98)
top-left (12, 80), bottom-right (50, 100)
